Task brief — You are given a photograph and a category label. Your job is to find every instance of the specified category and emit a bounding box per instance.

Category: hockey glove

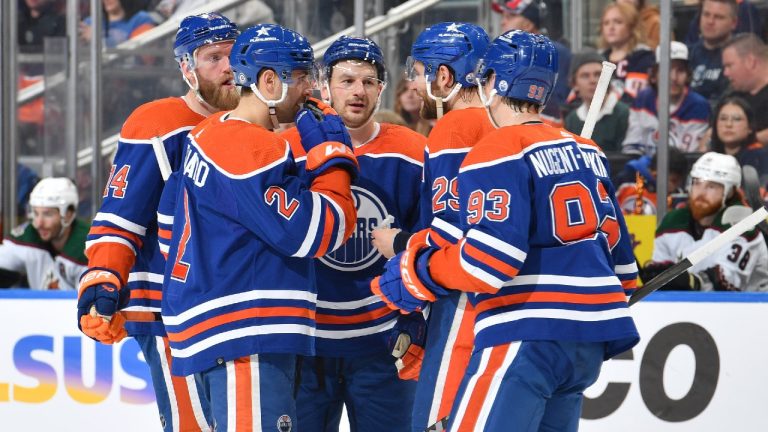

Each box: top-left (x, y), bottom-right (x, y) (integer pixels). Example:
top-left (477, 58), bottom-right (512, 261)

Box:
top-left (370, 244), bottom-right (448, 314)
top-left (77, 268), bottom-right (127, 344)
top-left (390, 312), bottom-right (427, 381)
top-left (296, 97), bottom-right (358, 180)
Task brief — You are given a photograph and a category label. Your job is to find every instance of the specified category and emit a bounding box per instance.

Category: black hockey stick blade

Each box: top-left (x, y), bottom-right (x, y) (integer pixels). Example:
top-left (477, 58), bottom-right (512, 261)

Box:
top-left (628, 258), bottom-right (692, 306)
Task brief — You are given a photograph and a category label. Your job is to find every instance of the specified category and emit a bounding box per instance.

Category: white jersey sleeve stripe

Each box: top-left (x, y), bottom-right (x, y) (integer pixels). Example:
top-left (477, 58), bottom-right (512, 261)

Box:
top-left (292, 193), bottom-right (322, 258)
top-left (467, 229), bottom-right (527, 262)
top-left (93, 212), bottom-right (147, 236)
top-left (85, 236), bottom-right (137, 255)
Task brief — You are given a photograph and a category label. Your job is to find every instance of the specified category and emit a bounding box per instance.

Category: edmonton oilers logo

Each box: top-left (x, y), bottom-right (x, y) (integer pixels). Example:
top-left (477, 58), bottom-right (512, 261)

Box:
top-left (320, 185), bottom-right (388, 271)
top-left (276, 414), bottom-right (292, 432)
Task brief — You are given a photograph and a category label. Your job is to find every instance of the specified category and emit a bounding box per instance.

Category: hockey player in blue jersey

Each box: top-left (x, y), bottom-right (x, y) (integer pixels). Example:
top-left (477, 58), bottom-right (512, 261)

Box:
top-left (76, 12), bottom-right (239, 432)
top-left (370, 22), bottom-right (493, 431)
top-left (281, 35), bottom-right (425, 432)
top-left (159, 24), bottom-right (358, 431)
top-left (372, 31), bottom-right (640, 431)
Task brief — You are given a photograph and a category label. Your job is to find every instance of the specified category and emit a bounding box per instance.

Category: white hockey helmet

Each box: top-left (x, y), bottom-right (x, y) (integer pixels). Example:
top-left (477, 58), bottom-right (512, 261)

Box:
top-left (28, 177), bottom-right (78, 221)
top-left (689, 152), bottom-right (742, 198)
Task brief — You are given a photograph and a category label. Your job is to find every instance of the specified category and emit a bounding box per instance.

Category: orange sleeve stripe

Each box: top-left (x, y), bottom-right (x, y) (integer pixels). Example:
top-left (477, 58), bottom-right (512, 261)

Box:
top-left (122, 311), bottom-right (161, 322)
top-left (314, 206), bottom-right (334, 257)
top-left (129, 289), bottom-right (163, 301)
top-left (474, 291), bottom-right (629, 315)
top-left (89, 226), bottom-right (143, 248)
top-left (621, 278), bottom-right (638, 289)
top-left (315, 306), bottom-right (393, 325)
top-left (407, 228), bottom-right (431, 249)
top-left (463, 242), bottom-right (519, 279)
top-left (427, 229), bottom-right (452, 248)
top-left (166, 307), bottom-right (315, 343)
top-left (84, 242), bottom-right (136, 285)
top-left (157, 228), bottom-right (172, 240)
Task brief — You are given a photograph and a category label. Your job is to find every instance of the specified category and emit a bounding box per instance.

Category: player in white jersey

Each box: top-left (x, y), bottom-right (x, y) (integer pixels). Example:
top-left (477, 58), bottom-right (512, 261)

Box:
top-left (0, 177), bottom-right (88, 290)
top-left (642, 152), bottom-right (768, 291)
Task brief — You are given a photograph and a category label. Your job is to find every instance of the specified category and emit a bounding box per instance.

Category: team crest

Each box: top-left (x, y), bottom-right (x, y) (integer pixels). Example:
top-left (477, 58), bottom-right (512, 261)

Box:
top-left (277, 414), bottom-right (292, 432)
top-left (319, 186), bottom-right (388, 271)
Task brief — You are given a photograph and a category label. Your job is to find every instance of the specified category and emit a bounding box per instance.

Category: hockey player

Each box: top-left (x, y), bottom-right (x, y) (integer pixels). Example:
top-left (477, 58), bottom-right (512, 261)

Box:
top-left (75, 12), bottom-right (239, 432)
top-left (159, 24), bottom-right (358, 430)
top-left (370, 22), bottom-right (493, 431)
top-left (371, 31), bottom-right (640, 431)
top-left (0, 177), bottom-right (87, 290)
top-left (280, 35), bottom-right (425, 432)
top-left (642, 152), bottom-right (768, 291)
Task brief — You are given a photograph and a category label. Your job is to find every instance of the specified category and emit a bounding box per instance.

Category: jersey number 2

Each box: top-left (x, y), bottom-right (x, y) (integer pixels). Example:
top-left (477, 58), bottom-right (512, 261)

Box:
top-left (171, 190), bottom-right (192, 282)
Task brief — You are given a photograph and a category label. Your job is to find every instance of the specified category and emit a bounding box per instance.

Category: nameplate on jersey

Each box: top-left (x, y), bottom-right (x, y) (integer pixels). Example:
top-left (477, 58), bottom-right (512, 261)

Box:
top-left (528, 143), bottom-right (607, 179)
top-left (183, 144), bottom-right (210, 187)
top-left (319, 186), bottom-right (388, 272)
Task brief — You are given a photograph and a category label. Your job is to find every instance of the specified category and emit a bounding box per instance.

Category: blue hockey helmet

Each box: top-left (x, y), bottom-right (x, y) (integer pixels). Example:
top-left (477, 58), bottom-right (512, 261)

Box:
top-left (323, 36), bottom-right (387, 83)
top-left (173, 12), bottom-right (239, 67)
top-left (407, 22), bottom-right (490, 87)
top-left (230, 24), bottom-right (314, 87)
top-left (475, 30), bottom-right (558, 105)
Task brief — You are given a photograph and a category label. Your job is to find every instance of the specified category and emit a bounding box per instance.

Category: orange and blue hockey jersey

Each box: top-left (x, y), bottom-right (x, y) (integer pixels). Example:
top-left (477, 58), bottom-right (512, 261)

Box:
top-left (283, 123), bottom-right (426, 357)
top-left (160, 112), bottom-right (356, 376)
top-left (429, 123), bottom-right (640, 359)
top-left (86, 97), bottom-right (204, 336)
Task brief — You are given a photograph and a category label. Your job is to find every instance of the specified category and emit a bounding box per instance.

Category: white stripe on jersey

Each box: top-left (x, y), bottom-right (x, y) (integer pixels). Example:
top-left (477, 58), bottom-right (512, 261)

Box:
top-left (316, 191), bottom-right (347, 254)
top-left (315, 317), bottom-right (397, 339)
top-left (123, 305), bottom-right (162, 313)
top-left (360, 152), bottom-right (423, 167)
top-left (118, 125), bottom-right (194, 145)
top-left (449, 346), bottom-right (492, 432)
top-left (614, 262), bottom-right (639, 275)
top-left (459, 138), bottom-right (575, 173)
top-left (128, 271), bottom-right (164, 284)
top-left (467, 229), bottom-right (527, 262)
top-left (474, 308), bottom-right (632, 335)
top-left (189, 136), bottom-right (291, 179)
top-left (293, 193), bottom-right (322, 258)
top-left (162, 289), bottom-right (317, 326)
top-left (431, 217), bottom-right (463, 241)
top-left (251, 355), bottom-right (262, 431)
top-left (93, 212), bottom-right (147, 236)
top-left (475, 343), bottom-right (521, 431)
top-left (459, 242), bottom-right (505, 290)
top-left (157, 212), bottom-right (174, 225)
top-left (316, 295), bottom-right (381, 310)
top-left (170, 324), bottom-right (315, 358)
top-left (428, 146), bottom-right (471, 158)
top-left (501, 274), bottom-right (621, 287)
top-left (155, 336), bottom-right (181, 432)
top-left (85, 236), bottom-right (137, 255)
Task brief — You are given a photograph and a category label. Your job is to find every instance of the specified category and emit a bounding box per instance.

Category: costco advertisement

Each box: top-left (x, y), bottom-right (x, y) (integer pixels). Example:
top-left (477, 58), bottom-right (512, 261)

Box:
top-left (0, 291), bottom-right (766, 431)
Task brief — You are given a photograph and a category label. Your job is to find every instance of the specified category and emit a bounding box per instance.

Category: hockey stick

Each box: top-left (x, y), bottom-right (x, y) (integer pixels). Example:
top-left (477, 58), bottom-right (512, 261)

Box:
top-left (150, 136), bottom-right (172, 182)
top-left (628, 205), bottom-right (768, 305)
top-left (580, 61), bottom-right (617, 140)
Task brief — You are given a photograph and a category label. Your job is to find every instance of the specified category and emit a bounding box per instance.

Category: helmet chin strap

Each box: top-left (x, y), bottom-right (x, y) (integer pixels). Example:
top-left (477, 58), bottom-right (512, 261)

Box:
top-left (426, 81), bottom-right (462, 119)
top-left (476, 79), bottom-right (500, 129)
top-left (180, 52), bottom-right (219, 114)
top-left (250, 82), bottom-right (288, 130)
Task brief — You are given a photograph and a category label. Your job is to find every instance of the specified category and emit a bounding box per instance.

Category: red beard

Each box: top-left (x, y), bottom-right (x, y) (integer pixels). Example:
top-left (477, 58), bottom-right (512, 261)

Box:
top-left (689, 197), bottom-right (721, 220)
top-left (199, 77), bottom-right (239, 111)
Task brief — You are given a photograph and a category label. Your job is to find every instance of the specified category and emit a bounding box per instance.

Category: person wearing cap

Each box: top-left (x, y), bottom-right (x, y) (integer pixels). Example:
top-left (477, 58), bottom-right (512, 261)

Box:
top-left (0, 177), bottom-right (88, 290)
top-left (564, 50), bottom-right (630, 152)
top-left (491, 0), bottom-right (571, 126)
top-left (689, 0), bottom-right (738, 107)
top-left (622, 41), bottom-right (711, 156)
top-left (641, 152), bottom-right (768, 292)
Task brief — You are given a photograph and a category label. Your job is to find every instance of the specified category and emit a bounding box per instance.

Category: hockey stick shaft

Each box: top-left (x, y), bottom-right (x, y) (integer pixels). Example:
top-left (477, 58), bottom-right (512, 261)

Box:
top-left (580, 61), bottom-right (617, 140)
top-left (150, 136), bottom-right (172, 182)
top-left (629, 205), bottom-right (768, 305)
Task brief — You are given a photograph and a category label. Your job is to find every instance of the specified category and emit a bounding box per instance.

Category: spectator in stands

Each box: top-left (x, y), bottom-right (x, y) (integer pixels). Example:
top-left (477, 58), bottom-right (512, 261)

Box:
top-left (374, 109), bottom-right (409, 128)
top-left (711, 95), bottom-right (768, 179)
top-left (685, 0), bottom-right (764, 46)
top-left (18, 0), bottom-right (66, 54)
top-left (394, 77), bottom-right (431, 136)
top-left (564, 50), bottom-right (629, 152)
top-left (722, 33), bottom-right (768, 145)
top-left (689, 0), bottom-right (738, 107)
top-left (615, 147), bottom-right (689, 215)
top-left (0, 178), bottom-right (88, 290)
top-left (622, 41), bottom-right (710, 156)
top-left (641, 152), bottom-right (768, 291)
top-left (79, 0), bottom-right (156, 48)
top-left (617, 0), bottom-right (661, 50)
top-left (491, 0), bottom-right (571, 125)
top-left (598, 1), bottom-right (655, 103)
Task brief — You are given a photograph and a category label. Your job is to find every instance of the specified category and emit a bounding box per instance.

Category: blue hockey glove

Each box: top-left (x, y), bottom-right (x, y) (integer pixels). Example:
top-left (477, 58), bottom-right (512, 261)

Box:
top-left (295, 98), bottom-right (358, 179)
top-left (77, 268), bottom-right (127, 344)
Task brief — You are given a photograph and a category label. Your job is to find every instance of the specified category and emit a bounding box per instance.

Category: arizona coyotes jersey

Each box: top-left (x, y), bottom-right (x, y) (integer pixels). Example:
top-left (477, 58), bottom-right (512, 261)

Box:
top-left (0, 220), bottom-right (88, 290)
top-left (622, 87), bottom-right (710, 156)
top-left (161, 112), bottom-right (356, 376)
top-left (283, 123), bottom-right (426, 357)
top-left (85, 97), bottom-right (204, 336)
top-left (429, 123), bottom-right (640, 359)
top-left (652, 204), bottom-right (768, 291)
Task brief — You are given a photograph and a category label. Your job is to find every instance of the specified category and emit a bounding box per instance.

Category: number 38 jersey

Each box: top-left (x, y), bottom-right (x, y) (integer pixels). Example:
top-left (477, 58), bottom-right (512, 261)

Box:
top-left (429, 123), bottom-right (640, 359)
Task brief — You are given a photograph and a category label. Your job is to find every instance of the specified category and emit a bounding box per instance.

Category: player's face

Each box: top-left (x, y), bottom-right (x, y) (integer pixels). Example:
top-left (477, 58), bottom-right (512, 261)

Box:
top-left (399, 80), bottom-right (422, 113)
top-left (276, 69), bottom-right (314, 122)
top-left (195, 41), bottom-right (239, 111)
top-left (328, 60), bottom-right (383, 129)
top-left (700, 0), bottom-right (737, 44)
top-left (689, 178), bottom-right (725, 220)
top-left (668, 61), bottom-right (689, 100)
top-left (31, 207), bottom-right (65, 242)
top-left (722, 47), bottom-right (753, 92)
top-left (500, 12), bottom-right (535, 33)
top-left (717, 103), bottom-right (751, 146)
top-left (410, 62), bottom-right (439, 120)
top-left (573, 62), bottom-right (602, 102)
top-left (601, 7), bottom-right (630, 48)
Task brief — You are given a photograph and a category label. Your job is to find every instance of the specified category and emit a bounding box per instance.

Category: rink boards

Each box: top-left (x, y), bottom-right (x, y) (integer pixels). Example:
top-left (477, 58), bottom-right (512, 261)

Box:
top-left (0, 290), bottom-right (766, 431)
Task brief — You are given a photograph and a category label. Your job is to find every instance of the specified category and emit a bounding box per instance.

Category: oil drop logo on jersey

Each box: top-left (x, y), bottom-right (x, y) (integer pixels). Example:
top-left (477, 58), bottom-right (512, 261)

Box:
top-left (320, 185), bottom-right (388, 271)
